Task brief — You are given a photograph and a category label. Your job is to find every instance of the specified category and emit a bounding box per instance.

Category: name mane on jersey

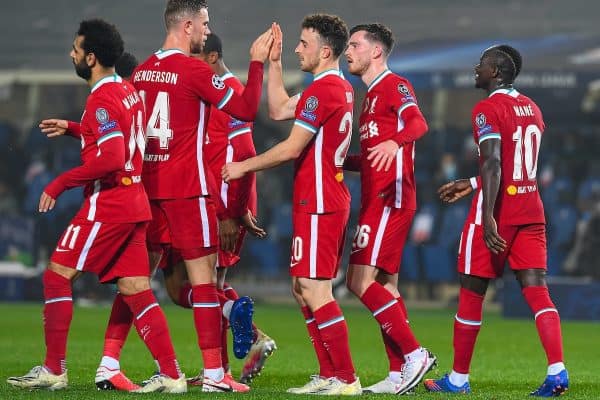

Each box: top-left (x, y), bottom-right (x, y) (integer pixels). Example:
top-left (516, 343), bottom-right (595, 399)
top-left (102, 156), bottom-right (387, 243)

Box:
top-left (133, 70), bottom-right (179, 85)
top-left (513, 104), bottom-right (535, 117)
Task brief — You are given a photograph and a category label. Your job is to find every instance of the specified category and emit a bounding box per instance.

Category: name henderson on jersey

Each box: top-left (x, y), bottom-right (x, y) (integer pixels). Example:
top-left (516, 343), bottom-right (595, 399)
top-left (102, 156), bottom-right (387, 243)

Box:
top-left (133, 69), bottom-right (179, 85)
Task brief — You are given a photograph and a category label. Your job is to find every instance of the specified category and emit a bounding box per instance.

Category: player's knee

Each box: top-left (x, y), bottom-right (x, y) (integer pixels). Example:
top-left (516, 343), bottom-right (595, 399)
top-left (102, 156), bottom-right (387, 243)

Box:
top-left (117, 276), bottom-right (151, 296)
top-left (515, 268), bottom-right (547, 288)
top-left (459, 273), bottom-right (489, 296)
top-left (345, 275), bottom-right (368, 297)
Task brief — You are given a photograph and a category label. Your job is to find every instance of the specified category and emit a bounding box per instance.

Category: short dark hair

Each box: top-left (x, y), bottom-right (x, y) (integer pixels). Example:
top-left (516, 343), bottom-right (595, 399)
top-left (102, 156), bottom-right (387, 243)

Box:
top-left (483, 44), bottom-right (522, 84)
top-left (115, 52), bottom-right (138, 78)
top-left (302, 14), bottom-right (349, 58)
top-left (164, 0), bottom-right (208, 30)
top-left (350, 23), bottom-right (395, 56)
top-left (77, 19), bottom-right (124, 68)
top-left (203, 33), bottom-right (222, 58)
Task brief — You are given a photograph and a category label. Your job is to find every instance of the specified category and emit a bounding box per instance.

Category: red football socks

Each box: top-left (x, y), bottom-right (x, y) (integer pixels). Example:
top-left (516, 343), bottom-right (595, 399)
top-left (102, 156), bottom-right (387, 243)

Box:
top-left (301, 306), bottom-right (335, 378)
top-left (177, 282), bottom-right (193, 308)
top-left (103, 293), bottom-right (133, 360)
top-left (123, 289), bottom-right (180, 378)
top-left (452, 287), bottom-right (484, 374)
top-left (42, 270), bottom-right (73, 375)
top-left (313, 301), bottom-right (356, 383)
top-left (522, 286), bottom-right (564, 365)
top-left (360, 283), bottom-right (420, 355)
top-left (192, 284), bottom-right (222, 370)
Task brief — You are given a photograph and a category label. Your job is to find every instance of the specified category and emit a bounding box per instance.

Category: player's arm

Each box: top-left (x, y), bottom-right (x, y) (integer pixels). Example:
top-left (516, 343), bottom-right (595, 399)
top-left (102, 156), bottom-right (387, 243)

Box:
top-left (479, 138), bottom-right (507, 253)
top-left (202, 29), bottom-right (272, 122)
top-left (267, 22), bottom-right (298, 121)
top-left (39, 119), bottom-right (82, 139)
top-left (438, 177), bottom-right (480, 203)
top-left (39, 132), bottom-right (125, 212)
top-left (222, 124), bottom-right (313, 182)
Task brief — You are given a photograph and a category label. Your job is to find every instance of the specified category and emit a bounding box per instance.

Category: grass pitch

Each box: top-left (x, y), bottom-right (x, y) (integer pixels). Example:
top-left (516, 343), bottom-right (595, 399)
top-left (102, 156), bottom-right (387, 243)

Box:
top-left (1, 302), bottom-right (598, 399)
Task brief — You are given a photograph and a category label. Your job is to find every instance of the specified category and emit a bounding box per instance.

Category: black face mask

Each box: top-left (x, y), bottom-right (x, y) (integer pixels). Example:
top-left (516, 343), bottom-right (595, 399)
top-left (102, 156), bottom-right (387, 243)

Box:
top-left (74, 57), bottom-right (92, 81)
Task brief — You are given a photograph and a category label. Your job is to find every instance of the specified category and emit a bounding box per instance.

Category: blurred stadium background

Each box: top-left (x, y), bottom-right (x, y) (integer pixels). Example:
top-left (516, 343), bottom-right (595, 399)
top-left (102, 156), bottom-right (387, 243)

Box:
top-left (0, 1), bottom-right (599, 319)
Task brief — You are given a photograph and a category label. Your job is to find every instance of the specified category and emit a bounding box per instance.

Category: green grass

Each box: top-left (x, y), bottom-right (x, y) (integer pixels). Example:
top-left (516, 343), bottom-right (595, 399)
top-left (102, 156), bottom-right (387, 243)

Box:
top-left (1, 302), bottom-right (598, 399)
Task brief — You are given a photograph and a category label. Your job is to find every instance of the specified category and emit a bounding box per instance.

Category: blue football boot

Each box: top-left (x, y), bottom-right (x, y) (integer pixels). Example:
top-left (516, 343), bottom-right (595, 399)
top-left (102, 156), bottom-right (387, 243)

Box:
top-left (229, 296), bottom-right (254, 359)
top-left (424, 373), bottom-right (471, 394)
top-left (530, 369), bottom-right (569, 397)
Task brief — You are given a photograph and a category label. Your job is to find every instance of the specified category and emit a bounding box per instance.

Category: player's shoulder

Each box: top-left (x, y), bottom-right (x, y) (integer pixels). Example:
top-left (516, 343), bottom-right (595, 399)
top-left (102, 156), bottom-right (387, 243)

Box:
top-left (222, 72), bottom-right (244, 93)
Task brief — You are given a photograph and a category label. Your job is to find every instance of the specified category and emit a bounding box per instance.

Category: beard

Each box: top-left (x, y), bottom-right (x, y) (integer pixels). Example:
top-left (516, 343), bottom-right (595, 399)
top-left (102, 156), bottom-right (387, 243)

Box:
top-left (74, 58), bottom-right (92, 81)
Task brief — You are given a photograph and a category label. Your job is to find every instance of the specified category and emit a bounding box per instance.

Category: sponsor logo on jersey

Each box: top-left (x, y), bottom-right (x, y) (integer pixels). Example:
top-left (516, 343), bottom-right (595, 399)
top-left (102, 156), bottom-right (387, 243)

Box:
top-left (211, 74), bottom-right (226, 90)
top-left (335, 172), bottom-right (344, 182)
top-left (96, 108), bottom-right (109, 124)
top-left (300, 110), bottom-right (317, 121)
top-left (507, 185), bottom-right (517, 195)
top-left (228, 118), bottom-right (245, 128)
top-left (304, 96), bottom-right (319, 112)
top-left (121, 177), bottom-right (133, 186)
top-left (98, 120), bottom-right (117, 133)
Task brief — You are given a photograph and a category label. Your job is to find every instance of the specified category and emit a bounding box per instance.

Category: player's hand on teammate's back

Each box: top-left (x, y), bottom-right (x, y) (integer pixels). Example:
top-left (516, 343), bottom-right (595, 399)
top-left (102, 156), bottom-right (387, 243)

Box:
top-left (222, 162), bottom-right (246, 183)
top-left (269, 22), bottom-right (283, 63)
top-left (38, 191), bottom-right (56, 213)
top-left (438, 179), bottom-right (473, 203)
top-left (39, 119), bottom-right (68, 138)
top-left (367, 139), bottom-right (399, 172)
top-left (482, 215), bottom-right (507, 254)
top-left (250, 27), bottom-right (275, 63)
top-left (240, 210), bottom-right (266, 238)
top-left (219, 218), bottom-right (240, 252)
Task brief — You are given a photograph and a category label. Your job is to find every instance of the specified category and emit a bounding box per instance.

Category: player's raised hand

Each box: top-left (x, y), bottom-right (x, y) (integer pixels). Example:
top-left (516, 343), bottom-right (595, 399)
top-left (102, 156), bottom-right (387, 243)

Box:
top-left (39, 119), bottom-right (68, 138)
top-left (367, 139), bottom-right (399, 172)
top-left (239, 210), bottom-right (267, 238)
top-left (438, 179), bottom-right (473, 203)
top-left (222, 161), bottom-right (247, 183)
top-left (219, 218), bottom-right (240, 252)
top-left (269, 22), bottom-right (283, 63)
top-left (483, 215), bottom-right (507, 254)
top-left (38, 191), bottom-right (56, 213)
top-left (250, 27), bottom-right (274, 63)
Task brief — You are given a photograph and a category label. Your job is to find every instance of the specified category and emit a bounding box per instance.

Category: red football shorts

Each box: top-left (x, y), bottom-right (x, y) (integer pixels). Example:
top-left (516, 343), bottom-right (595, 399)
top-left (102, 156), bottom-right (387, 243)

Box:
top-left (147, 197), bottom-right (217, 260)
top-left (349, 206), bottom-right (415, 274)
top-left (289, 209), bottom-right (349, 279)
top-left (51, 217), bottom-right (150, 283)
top-left (217, 228), bottom-right (247, 268)
top-left (457, 222), bottom-right (547, 278)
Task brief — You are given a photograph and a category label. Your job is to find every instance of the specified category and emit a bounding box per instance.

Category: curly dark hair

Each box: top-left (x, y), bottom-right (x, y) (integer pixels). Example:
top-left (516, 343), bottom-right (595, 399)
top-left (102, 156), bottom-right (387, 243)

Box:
top-left (302, 14), bottom-right (349, 58)
top-left (77, 19), bottom-right (124, 68)
top-left (483, 44), bottom-right (522, 84)
top-left (203, 33), bottom-right (223, 58)
top-left (165, 0), bottom-right (208, 30)
top-left (350, 23), bottom-right (395, 56)
top-left (115, 51), bottom-right (138, 79)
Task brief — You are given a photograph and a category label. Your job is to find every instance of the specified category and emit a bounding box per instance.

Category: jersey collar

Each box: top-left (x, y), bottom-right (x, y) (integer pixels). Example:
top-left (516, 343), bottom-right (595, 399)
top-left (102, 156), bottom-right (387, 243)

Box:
top-left (489, 87), bottom-right (520, 98)
top-left (367, 69), bottom-right (392, 92)
top-left (313, 69), bottom-right (343, 82)
top-left (90, 74), bottom-right (123, 93)
top-left (154, 48), bottom-right (186, 60)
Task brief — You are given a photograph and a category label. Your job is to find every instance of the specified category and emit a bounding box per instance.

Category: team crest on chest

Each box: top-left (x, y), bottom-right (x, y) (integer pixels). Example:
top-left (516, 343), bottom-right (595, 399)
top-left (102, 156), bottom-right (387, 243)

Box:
top-left (95, 108), bottom-right (109, 124)
top-left (211, 74), bottom-right (225, 90)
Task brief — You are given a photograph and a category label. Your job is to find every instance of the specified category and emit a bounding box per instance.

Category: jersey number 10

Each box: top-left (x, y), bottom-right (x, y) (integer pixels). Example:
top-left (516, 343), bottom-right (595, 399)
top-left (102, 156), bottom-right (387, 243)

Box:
top-left (512, 124), bottom-right (541, 181)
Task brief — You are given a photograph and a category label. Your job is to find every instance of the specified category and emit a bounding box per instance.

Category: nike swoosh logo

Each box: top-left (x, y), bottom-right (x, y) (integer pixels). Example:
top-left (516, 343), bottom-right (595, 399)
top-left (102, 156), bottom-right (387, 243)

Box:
top-left (290, 261), bottom-right (300, 267)
top-left (55, 248), bottom-right (70, 252)
top-left (350, 248), bottom-right (362, 254)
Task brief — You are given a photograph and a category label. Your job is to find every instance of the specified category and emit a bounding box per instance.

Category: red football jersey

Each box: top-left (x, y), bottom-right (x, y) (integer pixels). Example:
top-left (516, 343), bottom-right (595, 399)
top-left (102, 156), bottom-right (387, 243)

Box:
top-left (293, 70), bottom-right (353, 214)
top-left (358, 70), bottom-right (420, 210)
top-left (467, 88), bottom-right (546, 226)
top-left (204, 73), bottom-right (257, 218)
top-left (132, 49), bottom-right (263, 199)
top-left (75, 74), bottom-right (150, 223)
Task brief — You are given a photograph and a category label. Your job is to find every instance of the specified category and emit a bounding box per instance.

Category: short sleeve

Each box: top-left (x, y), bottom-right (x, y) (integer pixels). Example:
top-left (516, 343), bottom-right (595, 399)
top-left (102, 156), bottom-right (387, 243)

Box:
top-left (87, 96), bottom-right (124, 146)
top-left (187, 59), bottom-right (235, 110)
top-left (390, 80), bottom-right (418, 117)
top-left (293, 84), bottom-right (328, 134)
top-left (472, 101), bottom-right (501, 145)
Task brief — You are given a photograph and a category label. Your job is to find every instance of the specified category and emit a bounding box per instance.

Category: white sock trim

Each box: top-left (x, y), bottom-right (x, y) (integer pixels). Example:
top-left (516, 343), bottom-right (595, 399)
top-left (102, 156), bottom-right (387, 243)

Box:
top-left (547, 362), bottom-right (566, 376)
top-left (449, 370), bottom-right (469, 386)
top-left (534, 307), bottom-right (558, 320)
top-left (100, 356), bottom-right (120, 370)
top-left (222, 300), bottom-right (234, 319)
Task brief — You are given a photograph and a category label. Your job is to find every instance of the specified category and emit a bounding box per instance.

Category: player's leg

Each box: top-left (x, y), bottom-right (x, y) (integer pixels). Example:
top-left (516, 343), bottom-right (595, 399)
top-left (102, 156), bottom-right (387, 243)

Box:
top-left (107, 222), bottom-right (185, 393)
top-left (348, 207), bottom-right (432, 394)
top-left (511, 224), bottom-right (568, 396)
top-left (7, 262), bottom-right (78, 390)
